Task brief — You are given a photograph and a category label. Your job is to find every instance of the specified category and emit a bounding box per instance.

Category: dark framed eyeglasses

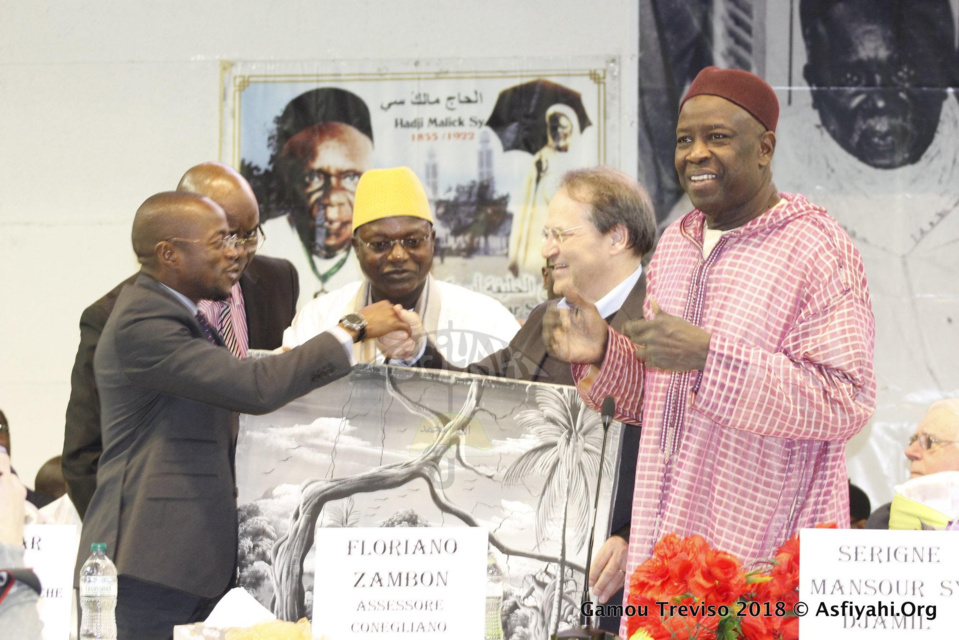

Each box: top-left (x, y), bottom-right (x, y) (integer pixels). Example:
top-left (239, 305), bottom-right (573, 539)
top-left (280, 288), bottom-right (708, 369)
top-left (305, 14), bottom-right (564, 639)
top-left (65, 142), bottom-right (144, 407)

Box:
top-left (357, 235), bottom-right (432, 254)
top-left (908, 433), bottom-right (959, 451)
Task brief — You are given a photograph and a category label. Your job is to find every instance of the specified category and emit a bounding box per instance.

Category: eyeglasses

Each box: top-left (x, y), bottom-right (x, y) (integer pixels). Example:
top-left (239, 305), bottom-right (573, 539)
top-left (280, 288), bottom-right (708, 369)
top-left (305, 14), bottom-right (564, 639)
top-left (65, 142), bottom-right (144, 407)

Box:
top-left (167, 234), bottom-right (241, 252)
top-left (235, 225), bottom-right (266, 251)
top-left (301, 168), bottom-right (363, 192)
top-left (908, 433), bottom-right (959, 451)
top-left (357, 235), bottom-right (432, 254)
top-left (541, 225), bottom-right (585, 244)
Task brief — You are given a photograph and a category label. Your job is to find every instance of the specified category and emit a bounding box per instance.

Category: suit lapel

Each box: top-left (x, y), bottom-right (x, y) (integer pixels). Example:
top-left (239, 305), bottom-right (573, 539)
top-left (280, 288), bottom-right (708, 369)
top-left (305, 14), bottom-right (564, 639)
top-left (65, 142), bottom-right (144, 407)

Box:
top-left (137, 274), bottom-right (228, 347)
top-left (522, 274), bottom-right (646, 385)
top-left (239, 259), bottom-right (261, 346)
top-left (515, 308), bottom-right (573, 385)
top-left (609, 274), bottom-right (646, 332)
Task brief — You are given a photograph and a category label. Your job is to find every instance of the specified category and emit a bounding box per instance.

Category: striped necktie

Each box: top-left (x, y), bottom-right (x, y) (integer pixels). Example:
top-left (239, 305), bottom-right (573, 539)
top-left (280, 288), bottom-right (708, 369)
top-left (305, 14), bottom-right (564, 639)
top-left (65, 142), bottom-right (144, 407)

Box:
top-left (218, 299), bottom-right (242, 358)
top-left (195, 312), bottom-right (219, 346)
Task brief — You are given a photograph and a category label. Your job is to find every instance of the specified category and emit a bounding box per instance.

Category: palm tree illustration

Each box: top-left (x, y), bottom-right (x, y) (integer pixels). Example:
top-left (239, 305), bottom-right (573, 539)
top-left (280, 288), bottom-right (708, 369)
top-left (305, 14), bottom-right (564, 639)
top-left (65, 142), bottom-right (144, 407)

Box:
top-left (503, 385), bottom-right (608, 635)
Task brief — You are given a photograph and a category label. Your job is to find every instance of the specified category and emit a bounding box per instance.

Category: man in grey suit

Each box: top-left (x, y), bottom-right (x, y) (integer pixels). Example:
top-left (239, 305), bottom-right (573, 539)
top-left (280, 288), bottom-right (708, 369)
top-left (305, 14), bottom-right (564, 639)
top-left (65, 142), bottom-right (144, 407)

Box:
top-left (63, 162), bottom-right (300, 518)
top-left (77, 191), bottom-right (407, 639)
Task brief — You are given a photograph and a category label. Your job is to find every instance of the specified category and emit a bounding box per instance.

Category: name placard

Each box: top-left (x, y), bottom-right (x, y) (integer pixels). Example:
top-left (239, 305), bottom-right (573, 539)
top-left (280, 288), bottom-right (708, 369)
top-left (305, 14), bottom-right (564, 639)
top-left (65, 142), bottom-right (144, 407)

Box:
top-left (23, 523), bottom-right (80, 640)
top-left (800, 529), bottom-right (959, 637)
top-left (311, 527), bottom-right (487, 639)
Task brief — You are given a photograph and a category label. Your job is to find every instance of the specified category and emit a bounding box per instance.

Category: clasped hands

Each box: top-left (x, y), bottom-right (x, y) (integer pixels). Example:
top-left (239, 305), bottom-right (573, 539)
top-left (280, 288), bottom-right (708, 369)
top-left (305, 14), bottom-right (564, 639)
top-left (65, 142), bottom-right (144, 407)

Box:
top-left (542, 289), bottom-right (711, 371)
top-left (353, 301), bottom-right (425, 361)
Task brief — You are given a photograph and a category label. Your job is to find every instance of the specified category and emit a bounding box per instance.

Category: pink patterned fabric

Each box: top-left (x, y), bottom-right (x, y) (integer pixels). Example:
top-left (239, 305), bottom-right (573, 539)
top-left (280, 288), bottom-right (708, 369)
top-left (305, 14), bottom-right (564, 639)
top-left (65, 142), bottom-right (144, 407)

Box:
top-left (571, 193), bottom-right (875, 633)
top-left (198, 282), bottom-right (249, 358)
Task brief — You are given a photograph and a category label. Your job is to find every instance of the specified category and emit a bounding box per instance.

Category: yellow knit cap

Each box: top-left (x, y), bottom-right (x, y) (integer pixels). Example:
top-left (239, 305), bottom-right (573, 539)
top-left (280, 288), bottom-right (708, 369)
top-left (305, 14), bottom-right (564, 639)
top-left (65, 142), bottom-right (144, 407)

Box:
top-left (351, 166), bottom-right (434, 232)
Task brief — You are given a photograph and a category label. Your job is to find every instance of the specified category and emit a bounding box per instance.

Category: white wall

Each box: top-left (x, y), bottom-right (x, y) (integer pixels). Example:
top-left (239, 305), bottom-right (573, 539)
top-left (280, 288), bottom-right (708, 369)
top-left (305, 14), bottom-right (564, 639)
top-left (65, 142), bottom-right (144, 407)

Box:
top-left (0, 0), bottom-right (639, 484)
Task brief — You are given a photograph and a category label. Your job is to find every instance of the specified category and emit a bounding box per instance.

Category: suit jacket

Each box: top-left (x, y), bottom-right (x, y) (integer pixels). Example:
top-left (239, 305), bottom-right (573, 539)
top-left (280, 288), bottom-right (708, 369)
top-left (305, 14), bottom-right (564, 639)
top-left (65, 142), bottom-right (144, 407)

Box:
top-left (77, 274), bottom-right (348, 597)
top-left (62, 256), bottom-right (298, 519)
top-left (865, 502), bottom-right (892, 529)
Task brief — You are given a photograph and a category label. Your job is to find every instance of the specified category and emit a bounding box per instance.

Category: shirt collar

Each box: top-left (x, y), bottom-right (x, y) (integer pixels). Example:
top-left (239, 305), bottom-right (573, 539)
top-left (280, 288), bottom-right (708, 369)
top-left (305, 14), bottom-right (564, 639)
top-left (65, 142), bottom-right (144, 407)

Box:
top-left (558, 264), bottom-right (643, 318)
top-left (159, 283), bottom-right (199, 315)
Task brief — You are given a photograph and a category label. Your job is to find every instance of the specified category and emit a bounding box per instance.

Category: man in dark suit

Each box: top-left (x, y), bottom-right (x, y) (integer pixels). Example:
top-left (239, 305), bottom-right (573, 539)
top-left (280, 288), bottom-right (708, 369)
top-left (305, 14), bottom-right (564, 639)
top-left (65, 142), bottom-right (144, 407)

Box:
top-left (383, 166), bottom-right (656, 631)
top-left (77, 191), bottom-right (407, 639)
top-left (63, 162), bottom-right (300, 518)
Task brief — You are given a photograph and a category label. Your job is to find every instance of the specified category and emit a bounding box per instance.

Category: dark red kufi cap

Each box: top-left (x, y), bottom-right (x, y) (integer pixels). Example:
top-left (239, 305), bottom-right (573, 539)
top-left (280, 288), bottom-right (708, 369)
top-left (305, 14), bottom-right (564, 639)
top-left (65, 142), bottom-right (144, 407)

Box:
top-left (680, 66), bottom-right (779, 132)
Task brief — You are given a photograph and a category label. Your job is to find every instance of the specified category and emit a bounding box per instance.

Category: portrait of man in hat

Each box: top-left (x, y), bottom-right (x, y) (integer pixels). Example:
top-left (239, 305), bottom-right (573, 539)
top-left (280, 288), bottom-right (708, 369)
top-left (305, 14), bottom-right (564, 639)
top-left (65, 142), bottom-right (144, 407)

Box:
top-left (262, 87), bottom-right (375, 294)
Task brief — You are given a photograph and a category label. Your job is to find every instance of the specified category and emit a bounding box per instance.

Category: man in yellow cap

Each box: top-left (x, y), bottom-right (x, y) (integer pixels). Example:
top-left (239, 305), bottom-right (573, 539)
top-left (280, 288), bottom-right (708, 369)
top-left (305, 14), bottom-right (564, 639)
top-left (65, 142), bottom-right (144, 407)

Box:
top-left (283, 166), bottom-right (519, 364)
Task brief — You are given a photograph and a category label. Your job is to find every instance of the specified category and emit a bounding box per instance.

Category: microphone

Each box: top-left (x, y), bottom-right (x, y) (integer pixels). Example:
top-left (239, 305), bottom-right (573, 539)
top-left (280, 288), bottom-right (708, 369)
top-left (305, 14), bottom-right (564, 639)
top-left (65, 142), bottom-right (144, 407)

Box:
top-left (601, 396), bottom-right (615, 431)
top-left (556, 396), bottom-right (616, 639)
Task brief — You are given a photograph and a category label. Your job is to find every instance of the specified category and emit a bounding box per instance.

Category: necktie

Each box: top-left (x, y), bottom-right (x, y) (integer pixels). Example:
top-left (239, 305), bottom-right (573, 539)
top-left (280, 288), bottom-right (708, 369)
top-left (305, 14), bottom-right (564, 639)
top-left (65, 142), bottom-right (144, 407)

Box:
top-left (195, 311), bottom-right (219, 346)
top-left (218, 300), bottom-right (243, 358)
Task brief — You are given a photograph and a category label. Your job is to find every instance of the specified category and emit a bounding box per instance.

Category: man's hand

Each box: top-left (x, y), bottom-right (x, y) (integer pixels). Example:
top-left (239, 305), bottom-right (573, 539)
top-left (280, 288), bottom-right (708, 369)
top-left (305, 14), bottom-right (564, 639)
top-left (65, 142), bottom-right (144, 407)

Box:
top-left (589, 535), bottom-right (628, 603)
top-left (542, 288), bottom-right (608, 366)
top-left (357, 300), bottom-right (411, 341)
top-left (622, 298), bottom-right (711, 371)
top-left (378, 306), bottom-right (425, 361)
top-left (0, 448), bottom-right (26, 546)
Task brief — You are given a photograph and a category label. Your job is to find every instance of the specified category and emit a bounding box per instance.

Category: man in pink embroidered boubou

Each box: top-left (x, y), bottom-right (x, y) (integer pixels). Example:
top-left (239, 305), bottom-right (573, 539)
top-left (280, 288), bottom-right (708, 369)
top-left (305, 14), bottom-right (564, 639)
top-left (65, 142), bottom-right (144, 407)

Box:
top-left (542, 66), bottom-right (877, 637)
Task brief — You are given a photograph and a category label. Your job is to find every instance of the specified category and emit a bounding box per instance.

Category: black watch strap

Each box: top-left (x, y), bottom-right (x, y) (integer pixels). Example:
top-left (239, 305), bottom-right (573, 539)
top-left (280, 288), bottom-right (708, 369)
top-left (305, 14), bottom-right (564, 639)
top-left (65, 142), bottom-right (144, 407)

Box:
top-left (339, 313), bottom-right (368, 343)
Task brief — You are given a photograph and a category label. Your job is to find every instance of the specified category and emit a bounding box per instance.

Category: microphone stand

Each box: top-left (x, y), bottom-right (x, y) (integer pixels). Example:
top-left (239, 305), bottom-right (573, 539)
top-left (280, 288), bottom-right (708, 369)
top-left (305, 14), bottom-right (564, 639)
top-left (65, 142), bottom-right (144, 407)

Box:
top-left (554, 396), bottom-right (617, 640)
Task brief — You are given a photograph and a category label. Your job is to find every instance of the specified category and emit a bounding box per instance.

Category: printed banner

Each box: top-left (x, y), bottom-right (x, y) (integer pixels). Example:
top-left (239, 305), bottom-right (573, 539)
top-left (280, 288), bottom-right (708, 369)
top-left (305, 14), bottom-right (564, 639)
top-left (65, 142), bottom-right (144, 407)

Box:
top-left (220, 57), bottom-right (621, 317)
top-left (637, 0), bottom-right (959, 507)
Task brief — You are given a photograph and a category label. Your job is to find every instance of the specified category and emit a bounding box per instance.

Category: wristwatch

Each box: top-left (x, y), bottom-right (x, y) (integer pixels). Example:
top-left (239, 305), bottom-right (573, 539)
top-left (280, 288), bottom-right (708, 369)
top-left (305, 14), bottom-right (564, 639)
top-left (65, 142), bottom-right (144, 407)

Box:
top-left (339, 312), bottom-right (368, 343)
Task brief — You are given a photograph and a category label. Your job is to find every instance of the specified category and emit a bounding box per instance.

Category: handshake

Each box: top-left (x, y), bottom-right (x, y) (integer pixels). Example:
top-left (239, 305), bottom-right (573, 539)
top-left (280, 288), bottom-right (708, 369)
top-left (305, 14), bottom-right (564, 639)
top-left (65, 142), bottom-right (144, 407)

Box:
top-left (345, 300), bottom-right (426, 362)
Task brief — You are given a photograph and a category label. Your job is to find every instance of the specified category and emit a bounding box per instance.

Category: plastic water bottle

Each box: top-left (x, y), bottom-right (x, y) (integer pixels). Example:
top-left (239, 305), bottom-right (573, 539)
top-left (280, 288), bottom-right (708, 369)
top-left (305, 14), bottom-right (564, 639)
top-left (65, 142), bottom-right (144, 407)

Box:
top-left (79, 542), bottom-right (118, 640)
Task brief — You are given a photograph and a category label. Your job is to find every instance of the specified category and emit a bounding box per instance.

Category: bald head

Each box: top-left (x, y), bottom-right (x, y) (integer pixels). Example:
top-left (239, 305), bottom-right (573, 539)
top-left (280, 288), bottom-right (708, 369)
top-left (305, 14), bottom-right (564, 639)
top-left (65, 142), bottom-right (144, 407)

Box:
top-left (132, 192), bottom-right (225, 265)
top-left (177, 162), bottom-right (260, 272)
top-left (906, 398), bottom-right (959, 479)
top-left (132, 191), bottom-right (240, 301)
top-left (177, 162), bottom-right (259, 230)
top-left (925, 399), bottom-right (959, 425)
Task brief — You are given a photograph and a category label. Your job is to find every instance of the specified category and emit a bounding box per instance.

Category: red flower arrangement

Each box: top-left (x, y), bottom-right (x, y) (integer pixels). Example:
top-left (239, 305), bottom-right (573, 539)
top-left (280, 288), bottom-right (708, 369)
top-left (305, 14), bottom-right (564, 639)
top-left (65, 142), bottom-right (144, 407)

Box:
top-left (625, 525), bottom-right (835, 640)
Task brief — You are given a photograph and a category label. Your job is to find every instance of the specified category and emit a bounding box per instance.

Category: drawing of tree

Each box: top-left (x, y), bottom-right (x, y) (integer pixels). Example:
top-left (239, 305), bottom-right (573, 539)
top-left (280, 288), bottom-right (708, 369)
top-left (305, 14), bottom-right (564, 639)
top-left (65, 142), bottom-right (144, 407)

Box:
top-left (503, 386), bottom-right (609, 635)
top-left (322, 497), bottom-right (359, 528)
top-left (237, 503), bottom-right (278, 607)
top-left (269, 373), bottom-right (586, 621)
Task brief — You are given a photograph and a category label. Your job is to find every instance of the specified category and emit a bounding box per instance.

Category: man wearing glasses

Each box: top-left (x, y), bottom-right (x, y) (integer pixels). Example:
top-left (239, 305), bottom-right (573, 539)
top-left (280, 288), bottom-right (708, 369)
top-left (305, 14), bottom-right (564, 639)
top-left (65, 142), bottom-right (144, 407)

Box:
top-left (283, 166), bottom-right (519, 366)
top-left (75, 191), bottom-right (407, 638)
top-left (866, 399), bottom-right (959, 529)
top-left (62, 162), bottom-right (299, 519)
top-left (383, 165), bottom-right (655, 633)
